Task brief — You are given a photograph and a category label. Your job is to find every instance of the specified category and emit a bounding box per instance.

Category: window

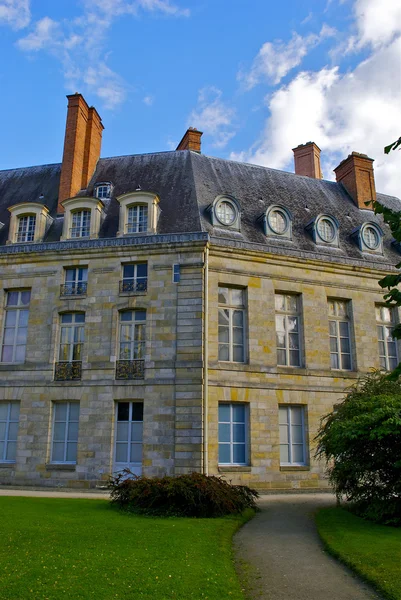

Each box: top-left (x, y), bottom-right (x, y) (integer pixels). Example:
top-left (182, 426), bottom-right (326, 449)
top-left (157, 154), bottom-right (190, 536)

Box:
top-left (354, 222), bottom-right (383, 254)
top-left (95, 183), bottom-right (112, 199)
top-left (275, 294), bottom-right (301, 367)
top-left (127, 205), bottom-right (148, 234)
top-left (59, 313), bottom-right (85, 362)
top-left (0, 402), bottom-right (20, 463)
top-left (16, 215), bottom-right (36, 243)
top-left (70, 210), bottom-right (91, 238)
top-left (62, 267), bottom-right (88, 296)
top-left (216, 200), bottom-right (236, 225)
top-left (172, 264), bottom-right (180, 283)
top-left (218, 403), bottom-right (248, 465)
top-left (306, 214), bottom-right (339, 247)
top-left (218, 287), bottom-right (246, 362)
top-left (328, 300), bottom-right (352, 370)
top-left (317, 218), bottom-right (335, 243)
top-left (376, 305), bottom-right (398, 371)
top-left (1, 290), bottom-right (30, 363)
top-left (279, 405), bottom-right (307, 466)
top-left (119, 311), bottom-right (146, 360)
top-left (120, 263), bottom-right (148, 293)
top-left (114, 402), bottom-right (143, 475)
top-left (51, 402), bottom-right (79, 464)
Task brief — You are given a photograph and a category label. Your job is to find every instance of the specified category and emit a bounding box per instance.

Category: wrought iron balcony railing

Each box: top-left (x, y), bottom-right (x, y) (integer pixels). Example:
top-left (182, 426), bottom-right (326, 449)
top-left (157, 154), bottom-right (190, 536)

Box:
top-left (60, 282), bottom-right (88, 297)
top-left (115, 359), bottom-right (145, 380)
top-left (54, 361), bottom-right (82, 381)
top-left (119, 278), bottom-right (148, 294)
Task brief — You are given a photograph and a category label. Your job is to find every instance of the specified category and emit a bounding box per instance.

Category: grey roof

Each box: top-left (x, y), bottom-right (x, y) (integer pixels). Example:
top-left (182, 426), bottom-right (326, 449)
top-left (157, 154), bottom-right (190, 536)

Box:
top-left (0, 150), bottom-right (400, 267)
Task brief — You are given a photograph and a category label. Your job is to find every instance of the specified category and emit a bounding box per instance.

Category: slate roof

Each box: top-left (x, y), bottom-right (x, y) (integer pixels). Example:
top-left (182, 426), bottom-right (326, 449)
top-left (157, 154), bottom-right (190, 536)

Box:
top-left (0, 149), bottom-right (399, 267)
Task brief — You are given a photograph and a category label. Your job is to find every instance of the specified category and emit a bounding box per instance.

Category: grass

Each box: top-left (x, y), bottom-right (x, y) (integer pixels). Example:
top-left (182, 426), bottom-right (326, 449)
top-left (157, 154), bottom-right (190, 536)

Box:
top-left (315, 507), bottom-right (401, 600)
top-left (0, 497), bottom-right (253, 600)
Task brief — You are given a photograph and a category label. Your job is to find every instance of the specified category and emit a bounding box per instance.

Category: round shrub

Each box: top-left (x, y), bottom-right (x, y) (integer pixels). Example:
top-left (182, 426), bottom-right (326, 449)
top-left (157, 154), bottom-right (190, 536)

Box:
top-left (108, 471), bottom-right (259, 517)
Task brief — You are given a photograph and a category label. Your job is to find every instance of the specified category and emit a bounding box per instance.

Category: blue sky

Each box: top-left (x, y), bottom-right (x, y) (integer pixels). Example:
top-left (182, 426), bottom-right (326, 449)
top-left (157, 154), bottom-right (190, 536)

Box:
top-left (0, 0), bottom-right (400, 195)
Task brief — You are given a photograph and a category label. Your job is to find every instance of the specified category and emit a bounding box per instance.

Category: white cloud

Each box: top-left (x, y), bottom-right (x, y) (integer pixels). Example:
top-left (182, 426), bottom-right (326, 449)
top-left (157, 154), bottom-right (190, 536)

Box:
top-left (353, 0), bottom-right (401, 49)
top-left (239, 25), bottom-right (336, 89)
top-left (17, 17), bottom-right (60, 51)
top-left (83, 64), bottom-right (126, 109)
top-left (143, 95), bottom-right (154, 106)
top-left (83, 0), bottom-right (189, 18)
top-left (188, 87), bottom-right (236, 148)
top-left (232, 37), bottom-right (401, 196)
top-left (0, 0), bottom-right (30, 30)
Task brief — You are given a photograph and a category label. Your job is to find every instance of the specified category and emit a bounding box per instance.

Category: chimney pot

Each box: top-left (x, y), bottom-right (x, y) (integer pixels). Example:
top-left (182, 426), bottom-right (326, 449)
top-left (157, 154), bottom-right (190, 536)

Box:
top-left (176, 128), bottom-right (203, 153)
top-left (334, 152), bottom-right (376, 210)
top-left (292, 142), bottom-right (323, 179)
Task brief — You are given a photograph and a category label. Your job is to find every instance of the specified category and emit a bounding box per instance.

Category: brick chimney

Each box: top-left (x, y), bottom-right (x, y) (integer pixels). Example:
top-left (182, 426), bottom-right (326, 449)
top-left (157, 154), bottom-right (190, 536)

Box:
top-left (292, 142), bottom-right (323, 179)
top-left (58, 93), bottom-right (104, 213)
top-left (334, 152), bottom-right (376, 210)
top-left (176, 127), bottom-right (203, 153)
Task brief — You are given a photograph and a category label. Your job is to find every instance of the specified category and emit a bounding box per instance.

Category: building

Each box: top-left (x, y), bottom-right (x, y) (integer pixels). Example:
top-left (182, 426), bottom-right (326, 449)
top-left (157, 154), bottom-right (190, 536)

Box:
top-left (0, 93), bottom-right (399, 490)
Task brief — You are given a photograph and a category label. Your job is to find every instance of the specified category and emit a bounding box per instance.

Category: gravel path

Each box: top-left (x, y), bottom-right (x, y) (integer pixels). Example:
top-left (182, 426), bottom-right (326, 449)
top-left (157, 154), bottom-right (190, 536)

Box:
top-left (234, 493), bottom-right (382, 600)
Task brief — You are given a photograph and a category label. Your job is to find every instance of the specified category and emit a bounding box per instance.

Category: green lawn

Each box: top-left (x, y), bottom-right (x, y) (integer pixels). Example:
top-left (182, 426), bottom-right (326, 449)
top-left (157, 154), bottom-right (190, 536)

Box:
top-left (316, 507), bottom-right (401, 600)
top-left (0, 497), bottom-right (252, 600)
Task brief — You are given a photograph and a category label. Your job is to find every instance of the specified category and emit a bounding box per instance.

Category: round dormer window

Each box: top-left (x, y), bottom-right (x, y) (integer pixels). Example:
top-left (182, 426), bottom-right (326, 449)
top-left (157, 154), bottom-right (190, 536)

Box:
top-left (363, 225), bottom-right (380, 250)
top-left (317, 217), bottom-right (336, 243)
top-left (215, 199), bottom-right (236, 226)
top-left (268, 208), bottom-right (289, 235)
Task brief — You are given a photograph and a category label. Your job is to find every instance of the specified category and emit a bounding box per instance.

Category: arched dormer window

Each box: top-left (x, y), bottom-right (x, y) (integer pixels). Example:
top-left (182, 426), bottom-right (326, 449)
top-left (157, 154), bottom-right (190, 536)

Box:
top-left (208, 195), bottom-right (241, 231)
top-left (352, 221), bottom-right (383, 255)
top-left (7, 202), bottom-right (51, 244)
top-left (262, 205), bottom-right (292, 240)
top-left (306, 214), bottom-right (339, 247)
top-left (116, 192), bottom-right (160, 237)
top-left (94, 182), bottom-right (112, 200)
top-left (60, 197), bottom-right (104, 241)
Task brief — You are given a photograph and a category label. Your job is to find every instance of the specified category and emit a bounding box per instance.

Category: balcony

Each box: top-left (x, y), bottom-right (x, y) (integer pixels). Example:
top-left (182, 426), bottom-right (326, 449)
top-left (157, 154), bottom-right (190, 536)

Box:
top-left (54, 361), bottom-right (82, 381)
top-left (119, 278), bottom-right (147, 294)
top-left (115, 359), bottom-right (145, 380)
top-left (60, 282), bottom-right (88, 297)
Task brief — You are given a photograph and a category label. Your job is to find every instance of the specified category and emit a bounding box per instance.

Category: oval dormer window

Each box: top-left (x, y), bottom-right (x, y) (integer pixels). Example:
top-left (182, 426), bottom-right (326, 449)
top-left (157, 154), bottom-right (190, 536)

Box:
top-left (216, 199), bottom-right (236, 226)
top-left (362, 225), bottom-right (380, 250)
top-left (268, 208), bottom-right (289, 235)
top-left (317, 217), bottom-right (336, 243)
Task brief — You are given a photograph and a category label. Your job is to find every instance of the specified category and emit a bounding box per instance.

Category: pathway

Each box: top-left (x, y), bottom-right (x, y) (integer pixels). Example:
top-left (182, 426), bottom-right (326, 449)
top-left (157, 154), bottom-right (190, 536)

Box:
top-left (234, 493), bottom-right (382, 600)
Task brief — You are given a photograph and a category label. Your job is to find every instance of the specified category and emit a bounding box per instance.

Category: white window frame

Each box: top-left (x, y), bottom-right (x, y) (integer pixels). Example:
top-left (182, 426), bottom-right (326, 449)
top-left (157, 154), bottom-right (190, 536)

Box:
top-left (95, 183), bottom-right (112, 199)
top-left (59, 313), bottom-right (85, 362)
top-left (51, 401), bottom-right (79, 464)
top-left (1, 290), bottom-right (30, 364)
top-left (275, 294), bottom-right (302, 367)
top-left (0, 402), bottom-right (20, 463)
top-left (376, 305), bottom-right (398, 371)
top-left (64, 267), bottom-right (88, 295)
top-left (126, 205), bottom-right (148, 234)
top-left (121, 263), bottom-right (148, 292)
top-left (328, 299), bottom-right (353, 370)
top-left (114, 402), bottom-right (144, 473)
top-left (279, 405), bottom-right (307, 466)
top-left (119, 310), bottom-right (146, 360)
top-left (218, 403), bottom-right (249, 466)
top-left (218, 287), bottom-right (247, 363)
top-left (16, 215), bottom-right (36, 243)
top-left (70, 210), bottom-right (91, 238)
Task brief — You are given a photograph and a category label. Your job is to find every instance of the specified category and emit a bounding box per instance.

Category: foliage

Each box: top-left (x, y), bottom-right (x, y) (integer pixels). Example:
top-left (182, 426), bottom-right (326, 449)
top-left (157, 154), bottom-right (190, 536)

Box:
top-left (316, 507), bottom-right (401, 600)
top-left (108, 470), bottom-right (259, 517)
top-left (384, 136), bottom-right (401, 154)
top-left (0, 496), bottom-right (251, 600)
top-left (315, 371), bottom-right (401, 525)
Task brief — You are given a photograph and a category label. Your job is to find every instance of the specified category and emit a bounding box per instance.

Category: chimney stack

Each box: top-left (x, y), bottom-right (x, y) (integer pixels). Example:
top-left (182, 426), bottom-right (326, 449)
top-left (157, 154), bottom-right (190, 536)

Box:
top-left (58, 93), bottom-right (104, 213)
top-left (334, 152), bottom-right (376, 210)
top-left (176, 127), bottom-right (203, 153)
top-left (293, 142), bottom-right (323, 179)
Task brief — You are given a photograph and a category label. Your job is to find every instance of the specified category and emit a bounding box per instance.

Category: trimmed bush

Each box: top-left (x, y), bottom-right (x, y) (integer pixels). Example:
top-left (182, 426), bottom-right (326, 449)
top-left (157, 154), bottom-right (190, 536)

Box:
top-left (108, 471), bottom-right (259, 517)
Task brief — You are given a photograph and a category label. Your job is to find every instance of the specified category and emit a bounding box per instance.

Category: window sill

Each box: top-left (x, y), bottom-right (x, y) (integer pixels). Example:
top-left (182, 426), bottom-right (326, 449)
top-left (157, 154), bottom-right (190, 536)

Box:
top-left (0, 462), bottom-right (15, 468)
top-left (119, 290), bottom-right (147, 297)
top-left (60, 294), bottom-right (87, 299)
top-left (218, 466), bottom-right (251, 473)
top-left (280, 466), bottom-right (310, 471)
top-left (45, 464), bottom-right (76, 471)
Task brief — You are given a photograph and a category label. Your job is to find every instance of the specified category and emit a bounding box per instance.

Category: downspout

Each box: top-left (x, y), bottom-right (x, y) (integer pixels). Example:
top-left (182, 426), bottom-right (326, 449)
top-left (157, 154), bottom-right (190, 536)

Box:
top-left (203, 243), bottom-right (209, 475)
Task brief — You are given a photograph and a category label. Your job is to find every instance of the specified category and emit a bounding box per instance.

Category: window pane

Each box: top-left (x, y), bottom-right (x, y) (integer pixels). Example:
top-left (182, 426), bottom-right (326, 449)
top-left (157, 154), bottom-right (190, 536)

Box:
top-left (1, 346), bottom-right (13, 362)
top-left (115, 443), bottom-right (128, 463)
top-left (66, 442), bottom-right (77, 462)
top-left (233, 404), bottom-right (245, 422)
top-left (5, 441), bottom-right (16, 461)
top-left (291, 407), bottom-right (303, 425)
top-left (275, 294), bottom-right (285, 311)
top-left (340, 337), bottom-right (350, 353)
top-left (341, 354), bottom-right (351, 370)
top-left (16, 328), bottom-right (27, 344)
top-left (231, 289), bottom-right (244, 306)
top-left (292, 445), bottom-right (304, 464)
top-left (291, 425), bottom-right (303, 444)
top-left (330, 353), bottom-right (339, 369)
top-left (233, 444), bottom-right (245, 464)
top-left (280, 444), bottom-right (289, 463)
top-left (69, 403), bottom-right (79, 421)
top-left (218, 444), bottom-right (231, 464)
top-left (330, 337), bottom-right (338, 352)
top-left (218, 345), bottom-right (229, 361)
top-left (131, 422), bottom-right (143, 442)
top-left (68, 422), bottom-right (79, 442)
top-left (287, 317), bottom-right (298, 333)
top-left (218, 404), bottom-right (230, 422)
top-left (233, 423), bottom-right (245, 443)
top-left (15, 345), bottom-right (26, 362)
top-left (0, 441), bottom-right (4, 459)
top-left (279, 424), bottom-right (288, 444)
top-left (277, 349), bottom-right (286, 365)
top-left (279, 406), bottom-right (288, 424)
top-left (55, 402), bottom-right (67, 421)
top-left (329, 321), bottom-right (337, 337)
top-left (287, 296), bottom-right (298, 313)
top-left (275, 315), bottom-right (285, 332)
top-left (131, 403), bottom-right (144, 421)
top-left (339, 321), bottom-right (349, 337)
top-left (52, 442), bottom-right (65, 462)
top-left (389, 357), bottom-right (398, 370)
top-left (53, 422), bottom-right (66, 442)
top-left (136, 263), bottom-right (148, 278)
top-left (218, 423), bottom-right (231, 443)
top-left (218, 309), bottom-right (229, 326)
top-left (130, 443), bottom-right (142, 463)
top-left (218, 287), bottom-right (228, 304)
top-left (19, 310), bottom-right (29, 327)
top-left (117, 403), bottom-right (130, 421)
top-left (233, 345), bottom-right (244, 362)
top-left (219, 326), bottom-right (229, 343)
top-left (233, 328), bottom-right (243, 345)
top-left (61, 314), bottom-right (73, 324)
top-left (3, 329), bottom-right (15, 345)
top-left (289, 350), bottom-right (300, 366)
top-left (233, 311), bottom-right (243, 327)
top-left (289, 333), bottom-right (299, 349)
top-left (123, 264), bottom-right (135, 279)
top-left (5, 311), bottom-right (17, 326)
top-left (0, 423), bottom-right (5, 440)
top-left (75, 313), bottom-right (85, 324)
top-left (117, 422), bottom-right (129, 441)
top-left (120, 312), bottom-right (132, 322)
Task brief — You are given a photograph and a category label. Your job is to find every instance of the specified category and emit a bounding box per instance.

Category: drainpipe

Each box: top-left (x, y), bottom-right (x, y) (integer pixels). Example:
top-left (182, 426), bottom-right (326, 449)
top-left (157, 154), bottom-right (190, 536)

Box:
top-left (203, 243), bottom-right (209, 475)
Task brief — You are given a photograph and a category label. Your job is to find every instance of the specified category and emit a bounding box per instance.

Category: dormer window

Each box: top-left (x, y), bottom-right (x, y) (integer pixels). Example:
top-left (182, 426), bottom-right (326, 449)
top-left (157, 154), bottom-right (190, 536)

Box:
top-left (116, 192), bottom-right (160, 237)
top-left (262, 205), bottom-right (292, 239)
top-left (306, 214), bottom-right (339, 247)
top-left (95, 183), bottom-right (112, 200)
top-left (127, 205), bottom-right (148, 233)
top-left (7, 202), bottom-right (51, 245)
top-left (209, 195), bottom-right (241, 231)
top-left (353, 222), bottom-right (383, 254)
top-left (60, 197), bottom-right (104, 241)
top-left (16, 215), bottom-right (36, 243)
